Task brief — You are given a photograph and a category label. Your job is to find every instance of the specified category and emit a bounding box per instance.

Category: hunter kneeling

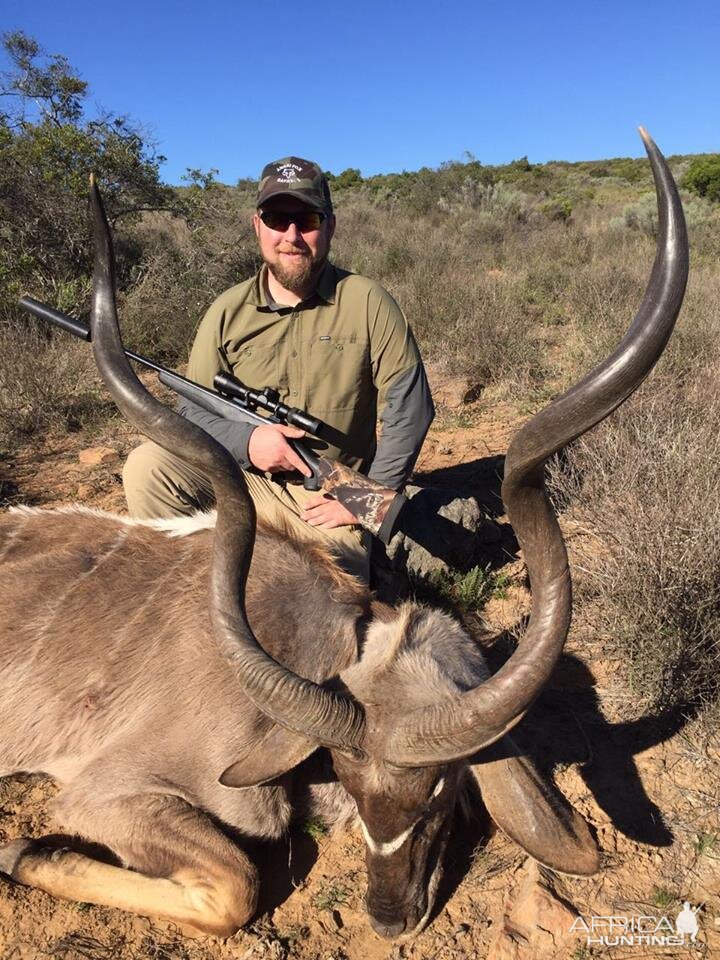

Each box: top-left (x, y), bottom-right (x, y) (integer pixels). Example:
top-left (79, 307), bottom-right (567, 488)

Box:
top-left (123, 156), bottom-right (434, 582)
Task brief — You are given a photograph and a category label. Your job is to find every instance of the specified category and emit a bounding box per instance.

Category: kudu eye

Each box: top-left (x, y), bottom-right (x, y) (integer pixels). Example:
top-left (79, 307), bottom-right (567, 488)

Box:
top-left (422, 774), bottom-right (447, 813)
top-left (407, 774), bottom-right (449, 822)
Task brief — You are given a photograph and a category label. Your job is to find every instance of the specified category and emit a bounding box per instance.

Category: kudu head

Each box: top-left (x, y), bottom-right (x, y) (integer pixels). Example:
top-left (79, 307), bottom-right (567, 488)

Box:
top-left (88, 127), bottom-right (687, 940)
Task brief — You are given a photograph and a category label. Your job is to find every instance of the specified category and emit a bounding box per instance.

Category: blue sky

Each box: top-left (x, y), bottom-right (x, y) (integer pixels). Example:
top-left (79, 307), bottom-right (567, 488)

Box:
top-left (2, 0), bottom-right (718, 184)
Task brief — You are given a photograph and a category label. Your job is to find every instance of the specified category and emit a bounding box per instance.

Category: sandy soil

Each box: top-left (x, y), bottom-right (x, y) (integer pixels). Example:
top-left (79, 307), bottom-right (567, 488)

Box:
top-left (1, 374), bottom-right (718, 960)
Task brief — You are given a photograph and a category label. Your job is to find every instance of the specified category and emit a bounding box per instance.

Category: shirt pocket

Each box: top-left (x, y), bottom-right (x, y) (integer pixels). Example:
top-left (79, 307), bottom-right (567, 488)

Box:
top-left (307, 336), bottom-right (371, 413)
top-left (224, 343), bottom-right (279, 391)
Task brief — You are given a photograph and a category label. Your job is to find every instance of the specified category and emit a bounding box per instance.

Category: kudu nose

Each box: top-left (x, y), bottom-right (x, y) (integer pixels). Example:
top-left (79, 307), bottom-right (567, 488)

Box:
top-left (370, 916), bottom-right (407, 939)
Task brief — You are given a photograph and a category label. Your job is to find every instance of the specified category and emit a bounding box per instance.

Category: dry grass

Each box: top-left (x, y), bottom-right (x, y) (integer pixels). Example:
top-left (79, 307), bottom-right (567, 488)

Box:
top-left (117, 204), bottom-right (261, 363)
top-left (542, 225), bottom-right (720, 719)
top-left (0, 318), bottom-right (112, 452)
top-left (332, 195), bottom-right (553, 389)
top-left (550, 370), bottom-right (720, 718)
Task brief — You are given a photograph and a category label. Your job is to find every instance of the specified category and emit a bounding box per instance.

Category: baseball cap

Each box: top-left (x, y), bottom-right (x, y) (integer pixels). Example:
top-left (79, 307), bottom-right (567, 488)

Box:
top-left (256, 156), bottom-right (333, 213)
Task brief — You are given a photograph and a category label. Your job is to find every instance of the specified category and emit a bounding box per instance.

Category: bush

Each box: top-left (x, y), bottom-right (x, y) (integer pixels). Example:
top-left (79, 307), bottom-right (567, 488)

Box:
top-left (620, 193), bottom-right (659, 236)
top-left (328, 167), bottom-right (363, 190)
top-left (119, 198), bottom-right (261, 363)
top-left (540, 196), bottom-right (573, 222)
top-left (604, 157), bottom-right (652, 184)
top-left (683, 155), bottom-right (720, 202)
top-left (611, 191), bottom-right (714, 240)
top-left (0, 32), bottom-right (173, 325)
top-left (470, 181), bottom-right (528, 219)
top-left (332, 195), bottom-right (548, 387)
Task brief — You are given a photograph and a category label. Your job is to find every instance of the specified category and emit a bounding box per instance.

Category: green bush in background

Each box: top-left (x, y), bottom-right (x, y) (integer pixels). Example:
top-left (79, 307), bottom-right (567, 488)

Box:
top-left (683, 154), bottom-right (720, 202)
top-left (0, 31), bottom-right (173, 322)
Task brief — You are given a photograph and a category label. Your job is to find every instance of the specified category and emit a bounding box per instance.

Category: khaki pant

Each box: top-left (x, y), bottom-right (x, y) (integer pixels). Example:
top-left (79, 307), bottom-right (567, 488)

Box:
top-left (123, 441), bottom-right (370, 583)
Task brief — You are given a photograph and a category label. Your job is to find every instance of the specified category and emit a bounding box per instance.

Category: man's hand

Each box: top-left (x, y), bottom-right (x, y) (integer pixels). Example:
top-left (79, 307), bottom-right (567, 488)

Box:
top-left (248, 423), bottom-right (312, 476)
top-left (301, 493), bottom-right (357, 529)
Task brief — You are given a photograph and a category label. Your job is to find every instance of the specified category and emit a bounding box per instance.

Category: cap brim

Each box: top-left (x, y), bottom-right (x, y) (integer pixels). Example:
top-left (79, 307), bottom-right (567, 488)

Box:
top-left (256, 188), bottom-right (328, 212)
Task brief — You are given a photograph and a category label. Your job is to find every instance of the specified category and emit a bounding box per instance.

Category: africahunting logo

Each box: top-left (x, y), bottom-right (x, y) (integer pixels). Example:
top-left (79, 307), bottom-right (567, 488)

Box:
top-left (571, 902), bottom-right (700, 947)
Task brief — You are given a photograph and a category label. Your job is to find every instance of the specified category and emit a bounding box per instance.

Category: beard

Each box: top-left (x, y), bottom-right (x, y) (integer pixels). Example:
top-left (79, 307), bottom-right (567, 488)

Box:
top-left (266, 249), bottom-right (326, 296)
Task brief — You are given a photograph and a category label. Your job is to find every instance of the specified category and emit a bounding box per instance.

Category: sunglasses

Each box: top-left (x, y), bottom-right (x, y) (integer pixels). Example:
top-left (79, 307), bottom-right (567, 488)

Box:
top-left (259, 209), bottom-right (327, 232)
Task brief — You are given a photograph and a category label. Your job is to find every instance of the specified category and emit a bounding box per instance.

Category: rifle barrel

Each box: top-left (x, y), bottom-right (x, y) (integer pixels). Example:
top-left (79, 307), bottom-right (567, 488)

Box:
top-left (19, 297), bottom-right (92, 343)
top-left (19, 296), bottom-right (173, 377)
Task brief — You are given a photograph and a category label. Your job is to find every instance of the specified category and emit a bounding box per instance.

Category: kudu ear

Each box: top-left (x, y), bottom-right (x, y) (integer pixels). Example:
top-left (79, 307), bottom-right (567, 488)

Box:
top-left (472, 737), bottom-right (600, 876)
top-left (219, 725), bottom-right (318, 787)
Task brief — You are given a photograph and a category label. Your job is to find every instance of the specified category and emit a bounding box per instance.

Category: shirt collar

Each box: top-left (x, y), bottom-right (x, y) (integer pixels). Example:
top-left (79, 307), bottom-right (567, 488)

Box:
top-left (315, 261), bottom-right (338, 304)
top-left (248, 262), bottom-right (338, 309)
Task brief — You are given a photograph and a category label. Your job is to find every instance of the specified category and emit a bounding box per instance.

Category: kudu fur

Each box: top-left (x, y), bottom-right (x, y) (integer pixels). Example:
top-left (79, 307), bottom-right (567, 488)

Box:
top-left (0, 130), bottom-right (688, 939)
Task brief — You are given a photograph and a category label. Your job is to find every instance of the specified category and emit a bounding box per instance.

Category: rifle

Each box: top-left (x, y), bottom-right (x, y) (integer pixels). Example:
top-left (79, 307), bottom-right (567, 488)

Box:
top-left (18, 296), bottom-right (406, 544)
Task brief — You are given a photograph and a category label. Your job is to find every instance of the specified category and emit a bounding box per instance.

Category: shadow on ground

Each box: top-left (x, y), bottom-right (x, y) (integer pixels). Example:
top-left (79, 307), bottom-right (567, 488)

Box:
top-left (479, 640), bottom-right (686, 848)
top-left (414, 454), bottom-right (507, 520)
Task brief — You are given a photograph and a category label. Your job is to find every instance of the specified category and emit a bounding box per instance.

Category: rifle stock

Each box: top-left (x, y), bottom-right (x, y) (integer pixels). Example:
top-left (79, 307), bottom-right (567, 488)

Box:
top-left (17, 296), bottom-right (406, 543)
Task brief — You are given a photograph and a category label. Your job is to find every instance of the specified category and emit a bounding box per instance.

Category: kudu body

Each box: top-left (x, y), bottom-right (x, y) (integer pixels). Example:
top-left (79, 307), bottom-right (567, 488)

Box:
top-left (0, 131), bottom-right (687, 939)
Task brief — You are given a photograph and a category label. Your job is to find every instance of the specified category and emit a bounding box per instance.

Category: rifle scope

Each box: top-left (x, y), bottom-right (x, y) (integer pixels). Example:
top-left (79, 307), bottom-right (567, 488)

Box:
top-left (213, 372), bottom-right (324, 437)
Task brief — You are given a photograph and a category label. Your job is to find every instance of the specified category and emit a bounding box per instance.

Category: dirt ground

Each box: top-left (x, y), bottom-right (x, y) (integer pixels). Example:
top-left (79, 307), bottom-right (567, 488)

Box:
top-left (1, 370), bottom-right (719, 960)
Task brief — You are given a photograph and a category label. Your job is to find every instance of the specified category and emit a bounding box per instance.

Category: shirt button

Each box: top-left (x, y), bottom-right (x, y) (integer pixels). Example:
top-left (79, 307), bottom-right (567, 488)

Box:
top-left (291, 391), bottom-right (298, 397)
top-left (291, 350), bottom-right (297, 358)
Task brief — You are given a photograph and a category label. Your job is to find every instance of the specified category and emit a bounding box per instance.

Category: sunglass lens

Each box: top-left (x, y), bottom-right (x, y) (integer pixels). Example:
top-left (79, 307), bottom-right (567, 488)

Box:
top-left (261, 211), bottom-right (323, 231)
top-left (301, 213), bottom-right (323, 230)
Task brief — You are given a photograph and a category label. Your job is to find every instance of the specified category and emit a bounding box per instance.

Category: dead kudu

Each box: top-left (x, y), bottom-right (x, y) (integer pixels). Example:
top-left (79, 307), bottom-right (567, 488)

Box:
top-left (0, 130), bottom-right (687, 940)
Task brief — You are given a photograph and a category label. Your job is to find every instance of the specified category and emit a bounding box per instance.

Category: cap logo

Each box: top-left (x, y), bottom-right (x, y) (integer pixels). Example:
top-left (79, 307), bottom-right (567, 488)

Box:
top-left (275, 162), bottom-right (303, 184)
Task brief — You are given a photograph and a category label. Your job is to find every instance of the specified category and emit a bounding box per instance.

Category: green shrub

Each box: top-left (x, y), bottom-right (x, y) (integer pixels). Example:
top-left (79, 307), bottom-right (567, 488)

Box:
top-left (0, 33), bottom-right (173, 327)
top-left (612, 191), bottom-right (714, 239)
top-left (683, 155), bottom-right (720, 202)
top-left (426, 565), bottom-right (509, 612)
top-left (474, 181), bottom-right (528, 219)
top-left (621, 193), bottom-right (659, 236)
top-left (604, 157), bottom-right (652, 184)
top-left (329, 167), bottom-right (364, 190)
top-left (540, 196), bottom-right (573, 222)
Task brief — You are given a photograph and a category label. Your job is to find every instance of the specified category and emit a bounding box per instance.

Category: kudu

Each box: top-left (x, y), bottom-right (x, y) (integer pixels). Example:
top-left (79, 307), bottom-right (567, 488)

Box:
top-left (0, 130), bottom-right (687, 940)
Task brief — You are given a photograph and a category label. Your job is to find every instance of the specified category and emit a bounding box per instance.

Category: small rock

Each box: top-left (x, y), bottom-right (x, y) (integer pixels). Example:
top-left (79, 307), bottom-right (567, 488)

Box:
top-left (371, 483), bottom-right (514, 602)
top-left (512, 881), bottom-right (577, 937)
top-left (487, 862), bottom-right (580, 960)
top-left (488, 925), bottom-right (528, 960)
top-left (79, 446), bottom-right (118, 466)
top-left (462, 383), bottom-right (484, 404)
top-left (76, 483), bottom-right (94, 498)
top-left (382, 484), bottom-right (502, 578)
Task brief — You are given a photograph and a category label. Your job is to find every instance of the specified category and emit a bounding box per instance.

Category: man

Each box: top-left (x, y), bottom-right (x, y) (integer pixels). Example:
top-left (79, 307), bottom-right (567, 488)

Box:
top-left (123, 157), bottom-right (434, 581)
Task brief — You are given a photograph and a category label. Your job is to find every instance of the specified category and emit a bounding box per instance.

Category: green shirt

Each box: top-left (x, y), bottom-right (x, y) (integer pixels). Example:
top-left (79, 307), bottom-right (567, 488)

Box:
top-left (182, 262), bottom-right (434, 488)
